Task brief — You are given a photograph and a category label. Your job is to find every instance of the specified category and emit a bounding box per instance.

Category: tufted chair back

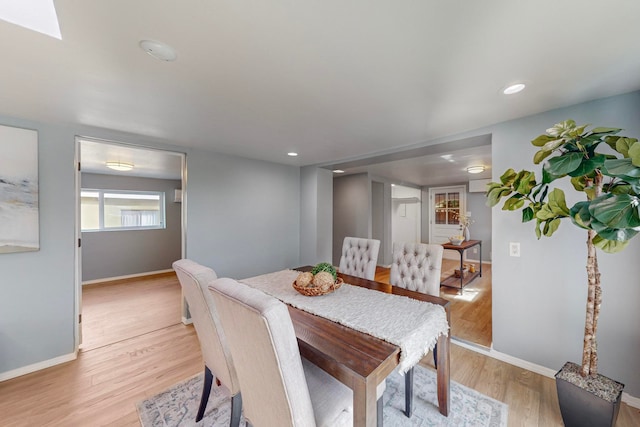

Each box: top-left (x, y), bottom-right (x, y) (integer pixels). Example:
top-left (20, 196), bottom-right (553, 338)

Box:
top-left (173, 259), bottom-right (242, 424)
top-left (338, 237), bottom-right (381, 280)
top-left (389, 242), bottom-right (444, 296)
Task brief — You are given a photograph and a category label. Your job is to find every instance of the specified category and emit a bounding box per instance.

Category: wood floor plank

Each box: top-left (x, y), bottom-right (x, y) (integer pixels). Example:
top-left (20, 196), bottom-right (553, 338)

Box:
top-left (1, 272), bottom-right (638, 426)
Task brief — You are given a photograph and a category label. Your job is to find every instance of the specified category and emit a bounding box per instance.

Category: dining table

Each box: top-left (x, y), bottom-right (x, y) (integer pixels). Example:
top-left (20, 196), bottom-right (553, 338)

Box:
top-left (242, 266), bottom-right (451, 427)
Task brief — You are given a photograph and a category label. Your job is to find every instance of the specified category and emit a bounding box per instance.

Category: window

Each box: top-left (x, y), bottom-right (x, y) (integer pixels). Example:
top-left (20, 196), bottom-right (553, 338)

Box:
top-left (434, 190), bottom-right (461, 225)
top-left (81, 189), bottom-right (165, 231)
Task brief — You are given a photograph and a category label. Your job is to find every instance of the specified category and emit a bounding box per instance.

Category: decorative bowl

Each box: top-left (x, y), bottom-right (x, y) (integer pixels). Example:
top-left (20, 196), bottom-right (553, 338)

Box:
top-left (293, 277), bottom-right (343, 296)
top-left (449, 236), bottom-right (465, 245)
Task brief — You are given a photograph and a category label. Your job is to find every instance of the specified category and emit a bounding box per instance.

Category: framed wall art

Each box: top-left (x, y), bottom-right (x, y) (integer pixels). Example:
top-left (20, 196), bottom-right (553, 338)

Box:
top-left (0, 124), bottom-right (39, 253)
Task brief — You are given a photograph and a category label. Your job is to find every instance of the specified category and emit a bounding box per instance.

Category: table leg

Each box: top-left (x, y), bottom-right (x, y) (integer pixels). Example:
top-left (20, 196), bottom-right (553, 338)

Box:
top-left (458, 249), bottom-right (464, 294)
top-left (353, 378), bottom-right (378, 427)
top-left (436, 332), bottom-right (450, 416)
top-left (479, 241), bottom-right (483, 277)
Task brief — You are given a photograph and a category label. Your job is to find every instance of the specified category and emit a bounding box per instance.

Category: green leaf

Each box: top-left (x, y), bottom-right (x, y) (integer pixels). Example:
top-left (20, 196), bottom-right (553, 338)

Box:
top-left (591, 127), bottom-right (622, 135)
top-left (522, 206), bottom-right (534, 222)
top-left (515, 171), bottom-right (536, 195)
top-left (629, 141), bottom-right (640, 166)
top-left (542, 164), bottom-right (565, 184)
top-left (548, 188), bottom-right (571, 215)
top-left (531, 134), bottom-right (556, 147)
top-left (487, 186), bottom-right (512, 207)
top-left (545, 152), bottom-right (584, 176)
top-left (533, 149), bottom-right (552, 165)
top-left (602, 159), bottom-right (640, 179)
top-left (615, 137), bottom-right (637, 157)
top-left (593, 235), bottom-right (630, 253)
top-left (500, 169), bottom-right (518, 186)
top-left (502, 195), bottom-right (525, 211)
top-left (589, 193), bottom-right (640, 228)
top-left (541, 138), bottom-right (564, 152)
top-left (568, 154), bottom-right (606, 177)
top-left (571, 176), bottom-right (586, 191)
top-left (570, 201), bottom-right (592, 229)
top-left (544, 218), bottom-right (561, 236)
top-left (596, 227), bottom-right (639, 242)
top-left (605, 135), bottom-right (622, 151)
top-left (535, 219), bottom-right (542, 239)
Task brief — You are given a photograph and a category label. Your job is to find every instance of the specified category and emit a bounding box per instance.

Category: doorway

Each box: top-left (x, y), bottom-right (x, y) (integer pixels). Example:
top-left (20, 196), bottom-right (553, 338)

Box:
top-left (74, 137), bottom-right (186, 350)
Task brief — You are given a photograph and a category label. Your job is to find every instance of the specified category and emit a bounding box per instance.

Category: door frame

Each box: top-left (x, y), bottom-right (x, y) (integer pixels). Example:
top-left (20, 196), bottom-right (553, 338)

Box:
top-left (73, 137), bottom-right (187, 351)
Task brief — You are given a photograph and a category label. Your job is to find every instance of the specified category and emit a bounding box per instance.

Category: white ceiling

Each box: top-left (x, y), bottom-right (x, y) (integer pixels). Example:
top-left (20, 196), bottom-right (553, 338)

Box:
top-left (80, 139), bottom-right (182, 180)
top-left (2, 1), bottom-right (640, 172)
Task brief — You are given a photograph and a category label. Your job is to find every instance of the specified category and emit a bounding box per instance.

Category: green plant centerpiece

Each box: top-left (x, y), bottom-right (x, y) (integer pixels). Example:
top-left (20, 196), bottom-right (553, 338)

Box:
top-left (487, 120), bottom-right (640, 377)
top-left (487, 120), bottom-right (638, 425)
top-left (311, 262), bottom-right (338, 281)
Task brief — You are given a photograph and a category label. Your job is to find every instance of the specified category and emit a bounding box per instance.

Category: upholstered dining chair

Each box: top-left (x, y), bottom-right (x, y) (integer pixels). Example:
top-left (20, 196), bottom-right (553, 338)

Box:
top-left (172, 259), bottom-right (242, 426)
top-left (389, 241), bottom-right (444, 417)
top-left (209, 277), bottom-right (358, 427)
top-left (338, 237), bottom-right (381, 280)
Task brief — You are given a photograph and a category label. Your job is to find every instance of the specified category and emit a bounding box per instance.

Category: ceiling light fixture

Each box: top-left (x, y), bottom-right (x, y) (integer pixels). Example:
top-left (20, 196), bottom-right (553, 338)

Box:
top-left (106, 161), bottom-right (134, 172)
top-left (333, 169), bottom-right (345, 173)
top-left (287, 152), bottom-right (298, 157)
top-left (503, 83), bottom-right (526, 95)
top-left (467, 166), bottom-right (485, 174)
top-left (139, 40), bottom-right (177, 62)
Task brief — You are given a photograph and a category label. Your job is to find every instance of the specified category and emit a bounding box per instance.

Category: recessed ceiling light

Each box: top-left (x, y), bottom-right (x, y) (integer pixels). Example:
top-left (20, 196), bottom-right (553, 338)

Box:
top-left (503, 83), bottom-right (526, 95)
top-left (467, 166), bottom-right (485, 174)
top-left (0, 0), bottom-right (61, 39)
top-left (106, 161), bottom-right (134, 171)
top-left (139, 40), bottom-right (177, 62)
top-left (287, 152), bottom-right (298, 157)
top-left (333, 169), bottom-right (345, 173)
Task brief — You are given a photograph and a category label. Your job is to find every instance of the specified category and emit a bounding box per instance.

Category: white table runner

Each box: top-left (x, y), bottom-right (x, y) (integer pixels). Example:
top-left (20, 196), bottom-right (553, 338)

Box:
top-left (241, 269), bottom-right (449, 374)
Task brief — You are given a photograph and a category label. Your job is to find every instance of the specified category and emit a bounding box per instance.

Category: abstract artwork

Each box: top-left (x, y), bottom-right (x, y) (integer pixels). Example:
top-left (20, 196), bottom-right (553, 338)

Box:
top-left (0, 124), bottom-right (39, 253)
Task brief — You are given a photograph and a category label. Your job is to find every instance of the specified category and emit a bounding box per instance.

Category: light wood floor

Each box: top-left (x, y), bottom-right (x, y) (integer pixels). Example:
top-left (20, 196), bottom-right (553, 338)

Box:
top-left (1, 273), bottom-right (638, 426)
top-left (375, 258), bottom-right (493, 347)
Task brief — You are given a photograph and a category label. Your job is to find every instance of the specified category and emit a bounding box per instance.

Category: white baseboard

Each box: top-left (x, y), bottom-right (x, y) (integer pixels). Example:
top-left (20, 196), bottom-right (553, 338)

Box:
top-left (622, 392), bottom-right (640, 409)
top-left (181, 316), bottom-right (193, 325)
top-left (452, 339), bottom-right (640, 408)
top-left (82, 269), bottom-right (174, 285)
top-left (0, 351), bottom-right (77, 382)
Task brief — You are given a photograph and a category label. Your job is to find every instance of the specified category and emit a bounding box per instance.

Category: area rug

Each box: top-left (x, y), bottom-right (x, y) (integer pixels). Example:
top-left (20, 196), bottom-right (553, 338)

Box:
top-left (137, 365), bottom-right (508, 426)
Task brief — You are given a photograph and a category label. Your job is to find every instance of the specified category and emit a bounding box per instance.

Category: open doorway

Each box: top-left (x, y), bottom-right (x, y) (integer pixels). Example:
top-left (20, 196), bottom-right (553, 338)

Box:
top-left (75, 137), bottom-right (185, 351)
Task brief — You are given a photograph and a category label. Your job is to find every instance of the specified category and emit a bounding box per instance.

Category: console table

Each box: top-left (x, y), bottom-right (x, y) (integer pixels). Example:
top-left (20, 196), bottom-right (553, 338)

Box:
top-left (441, 239), bottom-right (482, 292)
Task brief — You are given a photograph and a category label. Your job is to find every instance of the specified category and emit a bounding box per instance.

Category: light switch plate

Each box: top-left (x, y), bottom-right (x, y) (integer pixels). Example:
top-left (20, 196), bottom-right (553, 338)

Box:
top-left (509, 242), bottom-right (520, 257)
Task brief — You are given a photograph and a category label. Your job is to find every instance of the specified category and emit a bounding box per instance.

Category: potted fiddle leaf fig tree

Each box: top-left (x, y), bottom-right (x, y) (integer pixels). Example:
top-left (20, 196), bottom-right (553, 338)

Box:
top-left (486, 120), bottom-right (640, 427)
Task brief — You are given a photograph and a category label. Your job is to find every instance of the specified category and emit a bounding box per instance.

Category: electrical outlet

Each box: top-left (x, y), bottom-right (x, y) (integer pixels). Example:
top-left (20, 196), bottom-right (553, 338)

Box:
top-left (509, 242), bottom-right (520, 257)
top-left (472, 247), bottom-right (478, 254)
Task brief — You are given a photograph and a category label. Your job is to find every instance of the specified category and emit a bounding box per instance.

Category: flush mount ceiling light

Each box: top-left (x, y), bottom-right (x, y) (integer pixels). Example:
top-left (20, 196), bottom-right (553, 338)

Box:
top-left (139, 40), bottom-right (177, 62)
top-left (467, 166), bottom-right (485, 174)
top-left (287, 152), bottom-right (298, 157)
top-left (333, 169), bottom-right (345, 174)
top-left (106, 161), bottom-right (134, 172)
top-left (503, 83), bottom-right (526, 95)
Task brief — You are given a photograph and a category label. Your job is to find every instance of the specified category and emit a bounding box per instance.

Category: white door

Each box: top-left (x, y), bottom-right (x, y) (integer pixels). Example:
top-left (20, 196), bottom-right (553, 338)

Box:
top-left (429, 185), bottom-right (466, 259)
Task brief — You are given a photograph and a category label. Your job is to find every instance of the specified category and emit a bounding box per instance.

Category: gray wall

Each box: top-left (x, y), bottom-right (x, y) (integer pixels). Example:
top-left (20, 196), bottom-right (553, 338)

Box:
top-left (332, 173), bottom-right (371, 265)
top-left (186, 151), bottom-right (300, 279)
top-left (300, 166), bottom-right (333, 266)
top-left (80, 173), bottom-right (182, 281)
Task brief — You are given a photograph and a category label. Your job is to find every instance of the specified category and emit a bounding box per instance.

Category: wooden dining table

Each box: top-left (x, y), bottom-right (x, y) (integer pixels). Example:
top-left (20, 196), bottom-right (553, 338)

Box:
top-left (289, 266), bottom-right (451, 427)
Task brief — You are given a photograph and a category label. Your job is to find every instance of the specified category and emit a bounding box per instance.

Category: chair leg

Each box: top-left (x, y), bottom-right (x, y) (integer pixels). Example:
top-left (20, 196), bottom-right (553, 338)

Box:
top-left (377, 394), bottom-right (383, 427)
top-left (229, 393), bottom-right (242, 427)
top-left (196, 366), bottom-right (214, 422)
top-left (404, 366), bottom-right (414, 417)
top-left (433, 343), bottom-right (438, 369)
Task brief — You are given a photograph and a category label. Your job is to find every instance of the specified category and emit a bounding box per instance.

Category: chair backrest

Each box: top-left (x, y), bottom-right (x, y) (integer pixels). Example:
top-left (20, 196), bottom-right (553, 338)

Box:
top-left (338, 237), bottom-right (380, 280)
top-left (209, 278), bottom-right (316, 427)
top-left (172, 259), bottom-right (240, 395)
top-left (389, 242), bottom-right (444, 296)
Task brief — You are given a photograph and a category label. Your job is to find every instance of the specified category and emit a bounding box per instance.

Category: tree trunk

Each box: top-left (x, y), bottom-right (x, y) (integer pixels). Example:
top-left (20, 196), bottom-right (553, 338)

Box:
top-left (581, 174), bottom-right (603, 378)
